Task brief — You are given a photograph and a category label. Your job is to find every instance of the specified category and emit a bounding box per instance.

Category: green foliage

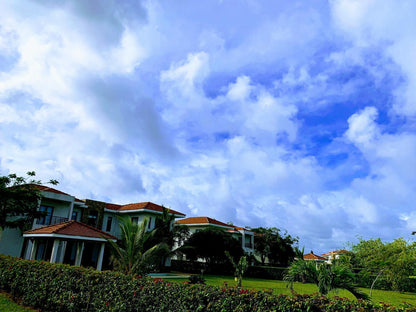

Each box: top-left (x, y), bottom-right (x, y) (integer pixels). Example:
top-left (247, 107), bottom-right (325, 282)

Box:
top-left (351, 238), bottom-right (416, 292)
top-left (285, 259), bottom-right (369, 300)
top-left (0, 292), bottom-right (37, 311)
top-left (188, 274), bottom-right (206, 284)
top-left (1, 255), bottom-right (414, 312)
top-left (0, 171), bottom-right (58, 231)
top-left (179, 227), bottom-right (244, 266)
top-left (226, 251), bottom-right (248, 287)
top-left (251, 227), bottom-right (298, 266)
top-left (105, 216), bottom-right (169, 275)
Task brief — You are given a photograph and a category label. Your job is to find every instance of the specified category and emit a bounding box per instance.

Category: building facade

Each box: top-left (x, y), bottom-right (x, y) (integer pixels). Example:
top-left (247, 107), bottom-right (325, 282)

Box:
top-left (0, 185), bottom-right (185, 271)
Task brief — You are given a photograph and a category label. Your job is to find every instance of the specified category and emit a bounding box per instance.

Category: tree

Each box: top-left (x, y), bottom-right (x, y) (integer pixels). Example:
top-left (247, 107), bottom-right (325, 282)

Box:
top-left (105, 216), bottom-right (169, 275)
top-left (350, 237), bottom-right (416, 292)
top-left (179, 227), bottom-right (244, 266)
top-left (226, 251), bottom-right (248, 287)
top-left (0, 171), bottom-right (58, 232)
top-left (284, 258), bottom-right (368, 300)
top-left (251, 227), bottom-right (298, 266)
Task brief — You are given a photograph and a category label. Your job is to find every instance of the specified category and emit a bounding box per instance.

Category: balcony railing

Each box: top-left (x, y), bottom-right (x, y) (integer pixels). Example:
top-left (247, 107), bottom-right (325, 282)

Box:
top-left (36, 216), bottom-right (69, 226)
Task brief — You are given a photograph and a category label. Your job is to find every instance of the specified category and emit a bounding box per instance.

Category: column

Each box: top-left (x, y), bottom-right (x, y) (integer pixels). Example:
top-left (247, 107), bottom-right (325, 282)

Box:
top-left (29, 240), bottom-right (37, 260)
top-left (68, 202), bottom-right (74, 220)
top-left (96, 242), bottom-right (105, 271)
top-left (75, 242), bottom-right (84, 266)
top-left (50, 239), bottom-right (60, 263)
top-left (58, 241), bottom-right (67, 263)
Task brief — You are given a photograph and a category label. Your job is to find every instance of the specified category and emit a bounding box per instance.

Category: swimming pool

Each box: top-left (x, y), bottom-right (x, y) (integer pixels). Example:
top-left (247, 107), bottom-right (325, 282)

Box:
top-left (148, 273), bottom-right (190, 278)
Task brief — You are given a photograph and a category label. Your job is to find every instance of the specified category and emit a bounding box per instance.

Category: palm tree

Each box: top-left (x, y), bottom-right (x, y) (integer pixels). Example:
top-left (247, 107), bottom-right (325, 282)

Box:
top-left (105, 216), bottom-right (169, 275)
top-left (284, 258), bottom-right (368, 300)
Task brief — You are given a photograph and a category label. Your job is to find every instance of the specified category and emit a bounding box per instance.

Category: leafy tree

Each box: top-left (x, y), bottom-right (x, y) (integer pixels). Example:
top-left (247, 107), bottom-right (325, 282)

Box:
top-left (251, 227), bottom-right (298, 266)
top-left (105, 216), bottom-right (169, 275)
top-left (350, 237), bottom-right (416, 292)
top-left (148, 207), bottom-right (191, 267)
top-left (180, 227), bottom-right (244, 266)
top-left (0, 171), bottom-right (58, 232)
top-left (285, 258), bottom-right (368, 300)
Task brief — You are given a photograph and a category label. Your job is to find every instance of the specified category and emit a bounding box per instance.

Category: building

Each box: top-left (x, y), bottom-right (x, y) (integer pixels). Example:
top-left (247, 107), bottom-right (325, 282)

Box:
top-left (0, 185), bottom-right (185, 271)
top-left (320, 249), bottom-right (349, 264)
top-left (303, 251), bottom-right (326, 262)
top-left (175, 216), bottom-right (255, 255)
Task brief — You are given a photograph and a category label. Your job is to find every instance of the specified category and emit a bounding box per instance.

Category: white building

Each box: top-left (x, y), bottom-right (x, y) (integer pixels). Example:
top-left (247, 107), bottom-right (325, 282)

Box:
top-left (0, 185), bottom-right (185, 271)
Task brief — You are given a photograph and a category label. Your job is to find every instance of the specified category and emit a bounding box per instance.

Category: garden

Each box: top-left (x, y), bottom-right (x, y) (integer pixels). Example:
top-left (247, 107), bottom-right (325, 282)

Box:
top-left (1, 255), bottom-right (416, 312)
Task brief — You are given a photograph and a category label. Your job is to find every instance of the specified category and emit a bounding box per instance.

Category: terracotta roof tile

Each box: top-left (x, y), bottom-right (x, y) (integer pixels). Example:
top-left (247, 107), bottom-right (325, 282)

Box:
top-left (321, 249), bottom-right (349, 257)
top-left (30, 184), bottom-right (73, 196)
top-left (175, 216), bottom-right (234, 228)
top-left (105, 203), bottom-right (122, 210)
top-left (116, 202), bottom-right (185, 216)
top-left (24, 221), bottom-right (116, 240)
top-left (303, 253), bottom-right (326, 260)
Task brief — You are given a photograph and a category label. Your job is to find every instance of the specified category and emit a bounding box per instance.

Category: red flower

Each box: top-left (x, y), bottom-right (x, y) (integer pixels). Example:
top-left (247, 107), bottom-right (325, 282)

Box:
top-left (134, 291), bottom-right (137, 296)
top-left (105, 301), bottom-right (109, 306)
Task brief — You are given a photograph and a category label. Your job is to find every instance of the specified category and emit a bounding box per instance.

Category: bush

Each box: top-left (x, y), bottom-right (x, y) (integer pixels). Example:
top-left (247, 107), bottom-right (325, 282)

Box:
top-left (0, 255), bottom-right (415, 312)
top-left (188, 274), bottom-right (205, 284)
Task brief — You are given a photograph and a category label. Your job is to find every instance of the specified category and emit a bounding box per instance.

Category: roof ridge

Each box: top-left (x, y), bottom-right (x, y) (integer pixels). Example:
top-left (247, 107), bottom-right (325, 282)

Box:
top-left (71, 220), bottom-right (115, 238)
top-left (25, 220), bottom-right (73, 233)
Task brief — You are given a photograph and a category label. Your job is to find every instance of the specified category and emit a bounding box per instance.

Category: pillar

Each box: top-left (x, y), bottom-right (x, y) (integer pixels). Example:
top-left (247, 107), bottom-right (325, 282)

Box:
top-left (96, 242), bottom-right (105, 271)
top-left (75, 242), bottom-right (84, 266)
top-left (50, 239), bottom-right (60, 263)
top-left (29, 240), bottom-right (37, 260)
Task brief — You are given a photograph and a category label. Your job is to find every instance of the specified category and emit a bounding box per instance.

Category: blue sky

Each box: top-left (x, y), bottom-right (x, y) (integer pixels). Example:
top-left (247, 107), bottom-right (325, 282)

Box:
top-left (1, 0), bottom-right (416, 254)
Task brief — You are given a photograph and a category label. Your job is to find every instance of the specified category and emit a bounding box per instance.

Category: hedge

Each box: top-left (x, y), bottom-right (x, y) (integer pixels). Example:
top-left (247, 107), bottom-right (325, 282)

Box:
top-left (1, 255), bottom-right (415, 312)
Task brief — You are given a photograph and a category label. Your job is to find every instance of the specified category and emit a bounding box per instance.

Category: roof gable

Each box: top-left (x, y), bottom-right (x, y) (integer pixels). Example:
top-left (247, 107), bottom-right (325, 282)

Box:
top-left (24, 221), bottom-right (116, 240)
top-left (303, 253), bottom-right (326, 260)
top-left (175, 216), bottom-right (234, 229)
top-left (109, 201), bottom-right (185, 216)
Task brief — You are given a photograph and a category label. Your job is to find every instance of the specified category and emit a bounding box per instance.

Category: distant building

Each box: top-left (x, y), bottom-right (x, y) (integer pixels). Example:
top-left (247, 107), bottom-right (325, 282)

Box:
top-left (175, 216), bottom-right (255, 255)
top-left (303, 251), bottom-right (326, 262)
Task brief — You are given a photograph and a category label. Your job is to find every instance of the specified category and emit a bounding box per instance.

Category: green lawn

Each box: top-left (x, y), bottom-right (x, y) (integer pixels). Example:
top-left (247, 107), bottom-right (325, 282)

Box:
top-left (170, 274), bottom-right (416, 307)
top-left (0, 292), bottom-right (37, 312)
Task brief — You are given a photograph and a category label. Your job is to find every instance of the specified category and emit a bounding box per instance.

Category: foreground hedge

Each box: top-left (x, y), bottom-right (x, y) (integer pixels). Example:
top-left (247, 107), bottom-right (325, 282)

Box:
top-left (0, 255), bottom-right (415, 312)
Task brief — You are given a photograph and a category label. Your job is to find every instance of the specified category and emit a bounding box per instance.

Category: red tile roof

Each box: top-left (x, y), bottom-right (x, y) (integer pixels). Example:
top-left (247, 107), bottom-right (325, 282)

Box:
top-left (105, 203), bottom-right (122, 210)
top-left (109, 201), bottom-right (185, 216)
top-left (320, 249), bottom-right (349, 258)
top-left (303, 253), bottom-right (326, 260)
top-left (24, 221), bottom-right (116, 240)
top-left (175, 216), bottom-right (234, 228)
top-left (27, 185), bottom-right (186, 217)
top-left (31, 184), bottom-right (73, 196)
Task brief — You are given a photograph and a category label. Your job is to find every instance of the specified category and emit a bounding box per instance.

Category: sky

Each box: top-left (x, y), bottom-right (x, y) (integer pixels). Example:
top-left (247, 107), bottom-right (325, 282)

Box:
top-left (1, 0), bottom-right (416, 254)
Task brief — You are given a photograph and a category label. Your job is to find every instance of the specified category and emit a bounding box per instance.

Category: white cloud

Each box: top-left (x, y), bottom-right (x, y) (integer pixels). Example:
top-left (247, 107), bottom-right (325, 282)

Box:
top-left (345, 106), bottom-right (379, 147)
top-left (2, 0), bottom-right (416, 254)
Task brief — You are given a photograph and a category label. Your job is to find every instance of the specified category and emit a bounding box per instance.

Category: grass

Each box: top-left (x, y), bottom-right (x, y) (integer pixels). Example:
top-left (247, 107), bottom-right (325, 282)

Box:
top-left (0, 292), bottom-right (37, 312)
top-left (169, 274), bottom-right (416, 307)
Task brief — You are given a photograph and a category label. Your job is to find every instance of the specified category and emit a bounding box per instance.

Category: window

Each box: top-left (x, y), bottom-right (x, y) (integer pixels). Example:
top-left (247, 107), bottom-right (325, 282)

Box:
top-left (106, 216), bottom-right (113, 232)
top-left (38, 206), bottom-right (54, 225)
top-left (131, 217), bottom-right (139, 224)
top-left (71, 211), bottom-right (78, 221)
top-left (148, 217), bottom-right (152, 229)
top-left (87, 210), bottom-right (98, 227)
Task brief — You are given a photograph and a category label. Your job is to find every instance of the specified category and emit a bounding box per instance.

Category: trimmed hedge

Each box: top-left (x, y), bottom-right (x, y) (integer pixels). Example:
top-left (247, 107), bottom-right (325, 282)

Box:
top-left (1, 255), bottom-right (415, 312)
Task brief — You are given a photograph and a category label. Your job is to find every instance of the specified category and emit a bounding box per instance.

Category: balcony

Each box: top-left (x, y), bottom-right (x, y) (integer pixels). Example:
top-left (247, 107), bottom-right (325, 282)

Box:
top-left (36, 216), bottom-right (69, 226)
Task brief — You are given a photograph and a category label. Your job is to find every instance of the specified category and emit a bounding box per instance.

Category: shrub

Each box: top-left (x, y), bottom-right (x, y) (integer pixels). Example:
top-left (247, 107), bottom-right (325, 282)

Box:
top-left (0, 255), bottom-right (415, 312)
top-left (188, 274), bottom-right (205, 284)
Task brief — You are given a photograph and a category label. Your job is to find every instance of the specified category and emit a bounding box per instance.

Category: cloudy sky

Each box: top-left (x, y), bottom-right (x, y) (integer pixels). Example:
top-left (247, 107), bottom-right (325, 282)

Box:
top-left (1, 0), bottom-right (416, 253)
